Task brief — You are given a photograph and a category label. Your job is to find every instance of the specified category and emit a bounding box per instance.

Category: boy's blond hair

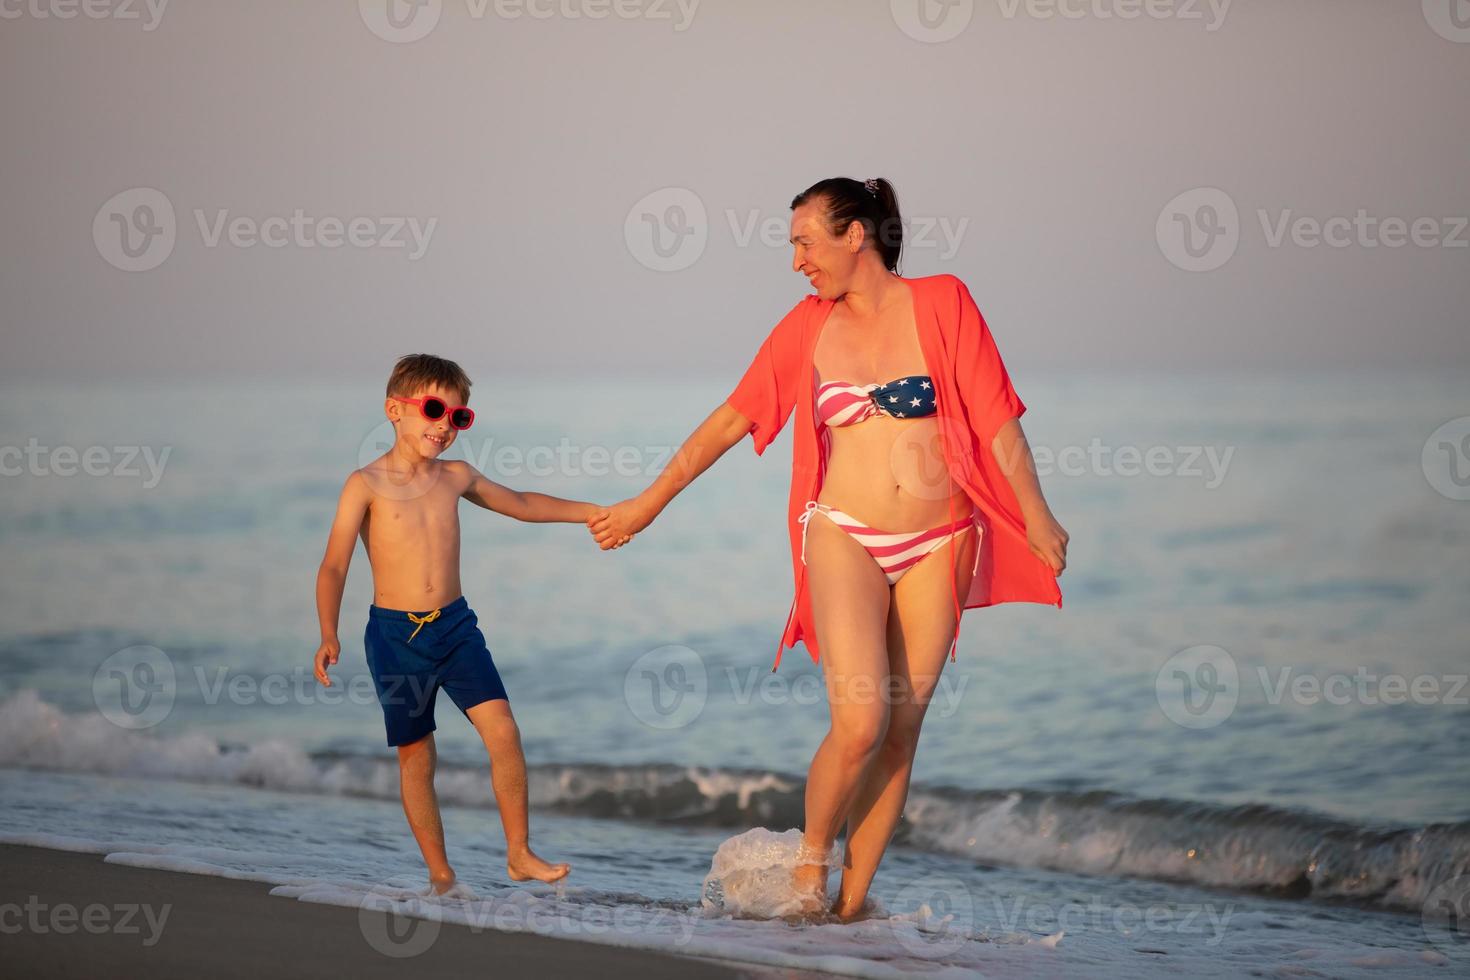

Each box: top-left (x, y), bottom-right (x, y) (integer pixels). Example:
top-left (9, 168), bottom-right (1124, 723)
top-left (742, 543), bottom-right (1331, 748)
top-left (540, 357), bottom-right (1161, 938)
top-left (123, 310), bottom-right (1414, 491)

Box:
top-left (387, 354), bottom-right (472, 404)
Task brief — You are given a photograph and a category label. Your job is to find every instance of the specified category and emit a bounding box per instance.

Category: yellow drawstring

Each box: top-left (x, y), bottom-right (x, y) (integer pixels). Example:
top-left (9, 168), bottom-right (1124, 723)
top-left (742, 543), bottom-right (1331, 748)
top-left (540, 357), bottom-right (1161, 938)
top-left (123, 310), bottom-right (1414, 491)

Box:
top-left (406, 608), bottom-right (441, 643)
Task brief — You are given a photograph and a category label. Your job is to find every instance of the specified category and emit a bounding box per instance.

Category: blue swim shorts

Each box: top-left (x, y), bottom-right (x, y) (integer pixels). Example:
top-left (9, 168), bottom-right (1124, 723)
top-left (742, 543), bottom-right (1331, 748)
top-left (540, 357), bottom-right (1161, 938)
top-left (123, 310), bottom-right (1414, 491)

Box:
top-left (363, 595), bottom-right (508, 747)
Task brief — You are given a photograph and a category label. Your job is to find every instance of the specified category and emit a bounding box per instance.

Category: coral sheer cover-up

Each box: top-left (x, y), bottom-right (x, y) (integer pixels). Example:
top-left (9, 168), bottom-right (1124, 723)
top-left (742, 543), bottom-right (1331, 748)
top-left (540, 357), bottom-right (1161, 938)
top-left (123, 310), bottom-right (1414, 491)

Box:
top-left (724, 274), bottom-right (1063, 671)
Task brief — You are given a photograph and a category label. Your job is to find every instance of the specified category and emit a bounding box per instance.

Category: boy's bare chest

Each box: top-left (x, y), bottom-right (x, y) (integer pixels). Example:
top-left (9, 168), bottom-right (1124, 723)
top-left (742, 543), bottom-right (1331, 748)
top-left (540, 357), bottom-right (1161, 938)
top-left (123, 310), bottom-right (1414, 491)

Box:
top-left (368, 486), bottom-right (462, 535)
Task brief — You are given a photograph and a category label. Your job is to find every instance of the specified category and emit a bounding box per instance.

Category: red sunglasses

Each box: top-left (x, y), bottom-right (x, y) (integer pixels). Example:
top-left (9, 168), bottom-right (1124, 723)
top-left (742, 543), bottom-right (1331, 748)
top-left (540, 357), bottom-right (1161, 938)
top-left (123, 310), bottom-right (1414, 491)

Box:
top-left (394, 396), bottom-right (475, 430)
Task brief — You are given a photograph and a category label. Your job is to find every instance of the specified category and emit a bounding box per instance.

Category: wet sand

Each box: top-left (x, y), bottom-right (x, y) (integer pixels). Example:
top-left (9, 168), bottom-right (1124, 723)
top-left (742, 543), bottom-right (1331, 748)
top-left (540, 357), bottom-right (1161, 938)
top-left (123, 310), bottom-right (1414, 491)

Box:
top-left (0, 844), bottom-right (794, 980)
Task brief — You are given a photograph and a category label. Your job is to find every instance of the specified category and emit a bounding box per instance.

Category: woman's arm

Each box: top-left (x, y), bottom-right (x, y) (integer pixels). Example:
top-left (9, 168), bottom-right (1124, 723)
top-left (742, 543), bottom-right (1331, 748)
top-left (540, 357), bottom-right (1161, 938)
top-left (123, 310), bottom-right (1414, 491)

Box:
top-left (587, 401), bottom-right (752, 549)
top-left (991, 418), bottom-right (1069, 576)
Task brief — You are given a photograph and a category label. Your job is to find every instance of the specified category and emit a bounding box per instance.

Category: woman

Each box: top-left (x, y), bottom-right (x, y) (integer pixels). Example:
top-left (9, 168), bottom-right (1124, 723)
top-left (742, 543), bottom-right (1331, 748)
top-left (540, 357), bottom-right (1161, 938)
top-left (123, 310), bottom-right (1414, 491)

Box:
top-left (589, 177), bottom-right (1069, 920)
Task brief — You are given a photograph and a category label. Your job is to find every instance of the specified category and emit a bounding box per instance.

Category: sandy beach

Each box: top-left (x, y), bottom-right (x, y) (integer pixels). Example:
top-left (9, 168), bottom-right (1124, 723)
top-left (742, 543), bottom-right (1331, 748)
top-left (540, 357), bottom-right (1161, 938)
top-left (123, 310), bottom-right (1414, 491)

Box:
top-left (0, 844), bottom-right (794, 980)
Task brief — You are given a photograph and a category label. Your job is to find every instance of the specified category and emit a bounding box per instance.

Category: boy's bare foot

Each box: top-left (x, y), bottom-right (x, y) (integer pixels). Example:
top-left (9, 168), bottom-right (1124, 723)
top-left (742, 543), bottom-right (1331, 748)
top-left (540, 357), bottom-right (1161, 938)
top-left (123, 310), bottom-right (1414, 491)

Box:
top-left (429, 869), bottom-right (458, 895)
top-left (506, 846), bottom-right (570, 883)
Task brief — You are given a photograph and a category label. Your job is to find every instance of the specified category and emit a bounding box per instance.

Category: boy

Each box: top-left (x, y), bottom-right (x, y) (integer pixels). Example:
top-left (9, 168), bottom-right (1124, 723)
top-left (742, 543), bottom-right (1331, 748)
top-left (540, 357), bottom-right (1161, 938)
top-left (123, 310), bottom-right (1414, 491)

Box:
top-left (313, 353), bottom-right (625, 893)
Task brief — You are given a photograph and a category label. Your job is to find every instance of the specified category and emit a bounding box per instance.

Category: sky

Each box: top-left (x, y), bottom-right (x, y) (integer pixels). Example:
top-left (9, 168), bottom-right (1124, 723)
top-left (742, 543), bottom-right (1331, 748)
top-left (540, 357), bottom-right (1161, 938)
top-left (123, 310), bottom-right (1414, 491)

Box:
top-left (1, 0), bottom-right (1467, 384)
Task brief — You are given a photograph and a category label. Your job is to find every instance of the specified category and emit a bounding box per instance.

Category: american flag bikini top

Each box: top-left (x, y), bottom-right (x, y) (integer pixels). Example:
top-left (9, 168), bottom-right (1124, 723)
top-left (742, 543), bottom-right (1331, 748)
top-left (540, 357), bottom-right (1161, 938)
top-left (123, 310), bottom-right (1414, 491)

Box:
top-left (816, 375), bottom-right (938, 426)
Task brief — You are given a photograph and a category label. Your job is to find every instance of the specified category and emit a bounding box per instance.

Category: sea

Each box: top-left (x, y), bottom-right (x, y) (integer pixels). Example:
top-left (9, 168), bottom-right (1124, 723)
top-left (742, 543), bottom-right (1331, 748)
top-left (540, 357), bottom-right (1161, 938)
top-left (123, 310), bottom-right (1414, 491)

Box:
top-left (1, 373), bottom-right (1466, 978)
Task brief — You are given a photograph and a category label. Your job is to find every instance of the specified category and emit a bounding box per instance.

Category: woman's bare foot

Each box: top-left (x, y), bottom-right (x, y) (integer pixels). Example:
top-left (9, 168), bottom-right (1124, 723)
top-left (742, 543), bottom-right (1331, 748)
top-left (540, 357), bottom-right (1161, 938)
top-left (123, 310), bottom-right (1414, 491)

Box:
top-left (792, 862), bottom-right (830, 916)
top-left (506, 846), bottom-right (570, 883)
top-left (831, 894), bottom-right (879, 923)
top-left (428, 869), bottom-right (458, 895)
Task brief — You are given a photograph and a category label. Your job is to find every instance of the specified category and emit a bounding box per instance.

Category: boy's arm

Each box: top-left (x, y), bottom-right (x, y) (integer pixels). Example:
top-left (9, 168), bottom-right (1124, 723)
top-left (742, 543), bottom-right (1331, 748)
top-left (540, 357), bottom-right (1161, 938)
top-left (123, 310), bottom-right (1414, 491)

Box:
top-left (458, 463), bottom-right (598, 524)
top-left (314, 472), bottom-right (371, 687)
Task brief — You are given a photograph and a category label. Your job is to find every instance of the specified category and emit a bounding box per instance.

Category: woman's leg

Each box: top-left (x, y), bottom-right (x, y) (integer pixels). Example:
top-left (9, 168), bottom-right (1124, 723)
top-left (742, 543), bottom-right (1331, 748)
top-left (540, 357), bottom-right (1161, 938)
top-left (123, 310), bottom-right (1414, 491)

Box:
top-left (796, 511), bottom-right (893, 907)
top-left (833, 525), bottom-right (978, 919)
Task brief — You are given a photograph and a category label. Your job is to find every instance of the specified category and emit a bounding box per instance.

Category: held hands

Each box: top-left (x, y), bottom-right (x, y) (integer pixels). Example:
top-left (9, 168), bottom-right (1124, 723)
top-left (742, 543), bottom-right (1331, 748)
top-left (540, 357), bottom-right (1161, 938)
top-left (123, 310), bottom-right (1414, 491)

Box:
top-left (587, 496), bottom-right (658, 551)
top-left (1025, 506), bottom-right (1069, 577)
top-left (313, 637), bottom-right (341, 687)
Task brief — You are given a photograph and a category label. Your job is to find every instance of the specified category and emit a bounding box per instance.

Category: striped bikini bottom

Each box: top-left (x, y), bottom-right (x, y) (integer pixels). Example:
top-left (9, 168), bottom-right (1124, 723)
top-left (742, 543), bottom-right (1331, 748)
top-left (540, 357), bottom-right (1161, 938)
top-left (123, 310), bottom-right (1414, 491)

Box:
top-left (798, 501), bottom-right (982, 585)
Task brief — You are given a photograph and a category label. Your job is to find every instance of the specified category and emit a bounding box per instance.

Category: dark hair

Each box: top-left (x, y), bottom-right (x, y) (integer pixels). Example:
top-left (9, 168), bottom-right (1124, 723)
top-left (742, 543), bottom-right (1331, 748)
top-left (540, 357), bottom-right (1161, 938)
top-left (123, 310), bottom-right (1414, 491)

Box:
top-left (790, 177), bottom-right (903, 272)
top-left (387, 353), bottom-right (472, 404)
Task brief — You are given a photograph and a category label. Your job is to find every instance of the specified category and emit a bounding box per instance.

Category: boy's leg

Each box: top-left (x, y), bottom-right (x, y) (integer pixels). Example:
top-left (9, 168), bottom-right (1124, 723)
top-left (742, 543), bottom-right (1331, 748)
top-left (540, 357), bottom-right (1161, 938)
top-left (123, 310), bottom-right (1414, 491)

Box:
top-left (365, 612), bottom-right (453, 892)
top-left (396, 732), bottom-right (457, 893)
top-left (464, 699), bottom-right (570, 883)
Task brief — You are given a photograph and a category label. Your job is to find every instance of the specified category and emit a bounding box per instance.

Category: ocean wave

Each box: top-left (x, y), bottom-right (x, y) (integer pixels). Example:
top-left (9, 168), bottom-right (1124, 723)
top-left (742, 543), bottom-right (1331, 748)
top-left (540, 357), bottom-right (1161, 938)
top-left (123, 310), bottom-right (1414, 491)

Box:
top-left (1, 689), bottom-right (1464, 918)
